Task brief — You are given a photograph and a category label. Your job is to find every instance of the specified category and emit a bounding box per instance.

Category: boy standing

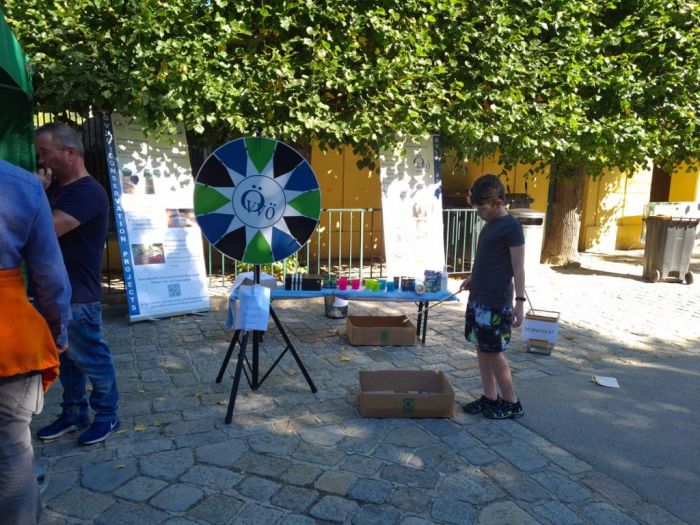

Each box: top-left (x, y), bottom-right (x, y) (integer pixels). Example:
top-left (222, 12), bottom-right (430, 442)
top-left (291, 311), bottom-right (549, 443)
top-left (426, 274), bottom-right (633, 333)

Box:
top-left (460, 174), bottom-right (525, 419)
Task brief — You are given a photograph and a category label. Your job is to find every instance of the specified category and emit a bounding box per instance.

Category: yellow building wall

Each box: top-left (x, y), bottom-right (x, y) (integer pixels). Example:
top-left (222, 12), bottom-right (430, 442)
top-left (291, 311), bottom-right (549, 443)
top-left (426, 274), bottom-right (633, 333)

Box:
top-left (580, 162), bottom-right (654, 251)
top-left (312, 142), bottom-right (696, 256)
top-left (310, 145), bottom-right (556, 261)
top-left (310, 143), bottom-right (384, 261)
top-left (669, 163), bottom-right (700, 202)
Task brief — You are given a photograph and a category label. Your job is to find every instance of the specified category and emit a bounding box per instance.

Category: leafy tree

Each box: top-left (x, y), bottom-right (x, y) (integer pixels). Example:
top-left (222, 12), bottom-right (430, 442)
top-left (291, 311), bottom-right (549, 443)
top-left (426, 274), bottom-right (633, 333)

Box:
top-left (5, 0), bottom-right (699, 263)
top-left (434, 0), bottom-right (699, 263)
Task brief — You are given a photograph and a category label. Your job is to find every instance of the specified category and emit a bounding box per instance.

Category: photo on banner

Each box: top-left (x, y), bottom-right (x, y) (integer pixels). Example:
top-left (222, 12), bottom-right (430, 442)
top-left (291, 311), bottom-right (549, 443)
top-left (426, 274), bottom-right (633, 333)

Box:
top-left (101, 112), bottom-right (210, 321)
top-left (379, 136), bottom-right (445, 278)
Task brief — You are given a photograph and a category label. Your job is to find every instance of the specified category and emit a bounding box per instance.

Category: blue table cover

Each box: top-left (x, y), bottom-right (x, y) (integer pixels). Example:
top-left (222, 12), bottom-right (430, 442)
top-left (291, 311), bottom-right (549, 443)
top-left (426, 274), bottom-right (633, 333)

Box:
top-left (227, 286), bottom-right (457, 327)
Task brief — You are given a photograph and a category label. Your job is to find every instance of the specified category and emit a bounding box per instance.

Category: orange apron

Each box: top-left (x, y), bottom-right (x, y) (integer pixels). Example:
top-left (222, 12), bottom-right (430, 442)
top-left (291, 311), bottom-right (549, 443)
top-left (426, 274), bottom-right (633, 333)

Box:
top-left (0, 268), bottom-right (60, 391)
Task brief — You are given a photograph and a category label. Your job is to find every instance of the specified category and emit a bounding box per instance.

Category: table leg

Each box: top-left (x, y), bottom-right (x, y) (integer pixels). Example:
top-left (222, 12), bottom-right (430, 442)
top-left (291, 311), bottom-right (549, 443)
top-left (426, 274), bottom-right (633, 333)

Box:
top-left (421, 301), bottom-right (429, 344)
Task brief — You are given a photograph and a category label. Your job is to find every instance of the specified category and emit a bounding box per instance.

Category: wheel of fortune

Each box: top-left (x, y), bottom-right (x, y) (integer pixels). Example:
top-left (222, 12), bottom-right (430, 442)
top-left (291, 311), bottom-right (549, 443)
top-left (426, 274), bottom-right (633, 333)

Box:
top-left (193, 137), bottom-right (321, 264)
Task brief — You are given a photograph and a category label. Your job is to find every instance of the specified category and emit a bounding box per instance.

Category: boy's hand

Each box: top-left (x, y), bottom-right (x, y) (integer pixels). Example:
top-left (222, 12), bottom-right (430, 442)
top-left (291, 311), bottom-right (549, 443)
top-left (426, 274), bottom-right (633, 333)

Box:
top-left (459, 277), bottom-right (471, 291)
top-left (512, 301), bottom-right (525, 328)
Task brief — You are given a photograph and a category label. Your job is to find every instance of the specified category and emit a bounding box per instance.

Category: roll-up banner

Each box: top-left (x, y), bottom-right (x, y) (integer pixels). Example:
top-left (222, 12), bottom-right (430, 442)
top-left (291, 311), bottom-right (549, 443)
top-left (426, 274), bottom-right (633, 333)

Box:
top-left (379, 136), bottom-right (445, 278)
top-left (101, 112), bottom-right (210, 321)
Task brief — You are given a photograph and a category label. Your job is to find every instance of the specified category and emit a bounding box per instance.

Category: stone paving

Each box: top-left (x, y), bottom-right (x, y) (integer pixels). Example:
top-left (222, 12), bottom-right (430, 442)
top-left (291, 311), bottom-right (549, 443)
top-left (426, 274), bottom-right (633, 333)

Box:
top-left (34, 249), bottom-right (700, 525)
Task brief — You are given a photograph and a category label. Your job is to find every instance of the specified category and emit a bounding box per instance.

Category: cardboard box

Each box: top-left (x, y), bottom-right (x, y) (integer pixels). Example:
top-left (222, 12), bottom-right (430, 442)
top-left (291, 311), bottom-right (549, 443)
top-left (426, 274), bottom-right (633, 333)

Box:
top-left (359, 370), bottom-right (455, 418)
top-left (284, 274), bottom-right (322, 291)
top-left (522, 309), bottom-right (560, 354)
top-left (346, 315), bottom-right (416, 346)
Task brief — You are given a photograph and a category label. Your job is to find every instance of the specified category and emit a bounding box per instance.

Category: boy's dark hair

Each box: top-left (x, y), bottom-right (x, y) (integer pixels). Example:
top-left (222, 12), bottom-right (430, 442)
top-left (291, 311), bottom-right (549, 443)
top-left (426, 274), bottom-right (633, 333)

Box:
top-left (470, 174), bottom-right (505, 205)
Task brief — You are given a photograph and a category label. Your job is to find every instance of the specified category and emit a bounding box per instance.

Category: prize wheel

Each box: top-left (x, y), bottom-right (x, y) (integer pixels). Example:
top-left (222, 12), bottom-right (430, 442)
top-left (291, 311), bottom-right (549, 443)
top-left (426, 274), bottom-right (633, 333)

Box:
top-left (194, 137), bottom-right (321, 264)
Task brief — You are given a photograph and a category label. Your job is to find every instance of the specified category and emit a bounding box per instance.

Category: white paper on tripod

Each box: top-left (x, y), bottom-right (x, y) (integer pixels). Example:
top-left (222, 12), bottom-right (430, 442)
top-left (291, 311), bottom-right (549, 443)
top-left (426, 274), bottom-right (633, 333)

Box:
top-left (229, 271), bottom-right (277, 293)
top-left (234, 285), bottom-right (271, 331)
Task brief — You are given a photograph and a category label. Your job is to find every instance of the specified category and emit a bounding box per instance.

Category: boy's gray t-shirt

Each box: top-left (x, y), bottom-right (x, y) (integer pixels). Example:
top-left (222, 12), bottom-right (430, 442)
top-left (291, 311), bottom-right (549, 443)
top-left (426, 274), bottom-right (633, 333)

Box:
top-left (469, 214), bottom-right (525, 307)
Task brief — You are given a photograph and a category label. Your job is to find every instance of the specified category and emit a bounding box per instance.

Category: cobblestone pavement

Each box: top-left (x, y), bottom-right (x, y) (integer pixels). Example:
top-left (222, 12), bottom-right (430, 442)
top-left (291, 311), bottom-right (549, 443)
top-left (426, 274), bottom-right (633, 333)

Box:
top-left (34, 249), bottom-right (699, 525)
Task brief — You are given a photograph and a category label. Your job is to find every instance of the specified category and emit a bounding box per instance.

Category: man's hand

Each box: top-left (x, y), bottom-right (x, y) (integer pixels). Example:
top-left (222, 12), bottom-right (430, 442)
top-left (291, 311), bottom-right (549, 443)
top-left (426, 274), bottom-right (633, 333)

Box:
top-left (459, 276), bottom-right (471, 291)
top-left (56, 342), bottom-right (68, 354)
top-left (35, 167), bottom-right (53, 190)
top-left (512, 301), bottom-right (525, 328)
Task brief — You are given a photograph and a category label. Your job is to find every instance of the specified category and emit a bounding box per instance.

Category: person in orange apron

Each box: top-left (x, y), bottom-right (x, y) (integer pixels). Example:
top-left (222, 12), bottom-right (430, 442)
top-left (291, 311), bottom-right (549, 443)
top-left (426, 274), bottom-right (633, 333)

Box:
top-left (0, 160), bottom-right (71, 525)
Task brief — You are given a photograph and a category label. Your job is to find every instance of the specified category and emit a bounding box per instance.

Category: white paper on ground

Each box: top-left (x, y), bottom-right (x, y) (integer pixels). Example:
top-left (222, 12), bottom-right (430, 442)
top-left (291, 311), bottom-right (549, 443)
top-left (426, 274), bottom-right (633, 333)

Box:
top-left (592, 375), bottom-right (620, 388)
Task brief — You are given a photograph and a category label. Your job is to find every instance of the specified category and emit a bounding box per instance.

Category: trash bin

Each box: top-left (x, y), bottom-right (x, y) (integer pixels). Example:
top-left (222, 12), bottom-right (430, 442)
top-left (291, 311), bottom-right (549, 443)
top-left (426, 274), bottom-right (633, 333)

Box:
top-left (643, 216), bottom-right (698, 284)
top-left (509, 208), bottom-right (546, 273)
top-left (324, 295), bottom-right (348, 318)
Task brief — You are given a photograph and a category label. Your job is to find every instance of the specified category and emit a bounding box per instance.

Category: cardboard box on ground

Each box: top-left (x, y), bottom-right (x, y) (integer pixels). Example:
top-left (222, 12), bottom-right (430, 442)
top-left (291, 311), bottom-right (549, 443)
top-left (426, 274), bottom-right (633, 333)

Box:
top-left (346, 315), bottom-right (416, 346)
top-left (359, 370), bottom-right (455, 418)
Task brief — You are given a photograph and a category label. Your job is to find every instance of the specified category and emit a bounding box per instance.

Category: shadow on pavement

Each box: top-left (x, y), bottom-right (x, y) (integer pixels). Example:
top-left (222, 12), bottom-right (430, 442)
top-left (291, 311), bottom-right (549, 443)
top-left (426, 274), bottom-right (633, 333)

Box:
top-left (516, 354), bottom-right (700, 525)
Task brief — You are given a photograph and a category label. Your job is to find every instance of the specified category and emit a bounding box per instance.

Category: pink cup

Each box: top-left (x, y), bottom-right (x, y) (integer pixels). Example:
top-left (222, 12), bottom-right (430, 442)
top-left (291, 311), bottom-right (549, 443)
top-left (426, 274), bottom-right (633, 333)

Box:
top-left (338, 277), bottom-right (348, 291)
top-left (351, 278), bottom-right (360, 290)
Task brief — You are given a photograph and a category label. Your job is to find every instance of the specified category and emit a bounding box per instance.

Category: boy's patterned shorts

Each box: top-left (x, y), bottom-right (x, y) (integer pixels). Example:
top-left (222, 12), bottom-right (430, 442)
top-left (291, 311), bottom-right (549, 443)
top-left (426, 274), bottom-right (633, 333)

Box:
top-left (464, 301), bottom-right (513, 353)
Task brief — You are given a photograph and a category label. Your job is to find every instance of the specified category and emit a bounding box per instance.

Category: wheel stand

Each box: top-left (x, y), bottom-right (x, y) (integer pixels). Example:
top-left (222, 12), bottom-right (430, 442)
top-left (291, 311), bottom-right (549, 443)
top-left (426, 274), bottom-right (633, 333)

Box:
top-left (216, 268), bottom-right (317, 423)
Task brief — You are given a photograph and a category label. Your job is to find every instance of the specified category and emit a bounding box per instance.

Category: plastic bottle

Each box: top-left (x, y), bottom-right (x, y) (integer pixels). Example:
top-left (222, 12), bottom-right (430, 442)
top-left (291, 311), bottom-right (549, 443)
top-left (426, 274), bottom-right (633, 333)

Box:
top-left (441, 266), bottom-right (449, 291)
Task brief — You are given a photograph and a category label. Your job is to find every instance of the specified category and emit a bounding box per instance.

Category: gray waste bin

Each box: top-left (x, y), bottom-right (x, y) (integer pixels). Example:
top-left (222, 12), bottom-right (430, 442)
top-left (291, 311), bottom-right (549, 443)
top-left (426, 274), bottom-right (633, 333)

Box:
top-left (643, 216), bottom-right (698, 284)
top-left (509, 209), bottom-right (545, 273)
top-left (324, 295), bottom-right (348, 318)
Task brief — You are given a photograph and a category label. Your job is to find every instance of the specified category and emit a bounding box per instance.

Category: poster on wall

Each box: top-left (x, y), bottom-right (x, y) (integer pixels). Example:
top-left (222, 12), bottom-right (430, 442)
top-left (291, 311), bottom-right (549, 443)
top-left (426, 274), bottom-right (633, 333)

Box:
top-left (379, 136), bottom-right (445, 278)
top-left (101, 112), bottom-right (210, 321)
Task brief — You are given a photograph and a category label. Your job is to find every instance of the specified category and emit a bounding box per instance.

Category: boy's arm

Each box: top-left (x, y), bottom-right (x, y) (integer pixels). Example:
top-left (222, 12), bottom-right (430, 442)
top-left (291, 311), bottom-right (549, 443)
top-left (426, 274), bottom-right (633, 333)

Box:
top-left (509, 244), bottom-right (526, 327)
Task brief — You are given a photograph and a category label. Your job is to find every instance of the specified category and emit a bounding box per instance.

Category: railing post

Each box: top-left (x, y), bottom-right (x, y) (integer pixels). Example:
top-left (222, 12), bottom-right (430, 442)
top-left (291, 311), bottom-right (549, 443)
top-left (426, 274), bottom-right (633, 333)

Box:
top-left (359, 210), bottom-right (365, 281)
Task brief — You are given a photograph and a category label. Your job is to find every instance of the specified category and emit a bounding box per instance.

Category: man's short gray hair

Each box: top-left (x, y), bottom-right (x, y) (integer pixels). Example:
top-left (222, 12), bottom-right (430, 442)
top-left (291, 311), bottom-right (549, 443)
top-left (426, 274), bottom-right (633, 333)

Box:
top-left (36, 122), bottom-right (84, 158)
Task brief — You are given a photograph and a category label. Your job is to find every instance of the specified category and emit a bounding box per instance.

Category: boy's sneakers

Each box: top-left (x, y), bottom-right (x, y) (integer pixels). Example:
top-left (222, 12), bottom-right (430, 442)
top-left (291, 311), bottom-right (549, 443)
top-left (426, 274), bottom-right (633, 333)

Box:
top-left (484, 398), bottom-right (524, 419)
top-left (37, 415), bottom-right (89, 440)
top-left (462, 394), bottom-right (500, 414)
top-left (78, 418), bottom-right (120, 445)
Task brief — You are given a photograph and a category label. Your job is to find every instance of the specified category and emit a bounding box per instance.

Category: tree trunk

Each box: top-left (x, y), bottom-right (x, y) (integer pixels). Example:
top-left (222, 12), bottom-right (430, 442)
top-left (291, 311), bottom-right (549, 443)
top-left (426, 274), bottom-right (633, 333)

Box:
top-left (540, 162), bottom-right (586, 266)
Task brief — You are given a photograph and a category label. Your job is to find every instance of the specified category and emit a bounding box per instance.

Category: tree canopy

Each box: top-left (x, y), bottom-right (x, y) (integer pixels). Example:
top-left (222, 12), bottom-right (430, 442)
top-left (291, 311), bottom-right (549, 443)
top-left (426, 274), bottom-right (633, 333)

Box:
top-left (4, 0), bottom-right (699, 171)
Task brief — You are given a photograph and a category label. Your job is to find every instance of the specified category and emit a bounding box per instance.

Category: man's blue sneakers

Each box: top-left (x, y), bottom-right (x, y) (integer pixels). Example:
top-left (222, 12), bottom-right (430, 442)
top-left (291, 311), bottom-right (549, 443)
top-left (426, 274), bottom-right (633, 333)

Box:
top-left (37, 415), bottom-right (90, 441)
top-left (78, 418), bottom-right (120, 445)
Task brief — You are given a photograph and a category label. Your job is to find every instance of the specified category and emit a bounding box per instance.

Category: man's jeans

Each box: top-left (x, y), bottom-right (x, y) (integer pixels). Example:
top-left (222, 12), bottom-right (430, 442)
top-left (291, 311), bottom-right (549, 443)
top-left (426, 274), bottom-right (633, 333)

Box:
top-left (0, 372), bottom-right (43, 525)
top-left (60, 302), bottom-right (119, 423)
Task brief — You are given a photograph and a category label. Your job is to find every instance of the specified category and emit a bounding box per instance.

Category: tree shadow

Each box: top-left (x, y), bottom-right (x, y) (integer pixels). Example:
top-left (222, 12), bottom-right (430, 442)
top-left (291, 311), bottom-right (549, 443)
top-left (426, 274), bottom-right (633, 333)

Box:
top-left (550, 264), bottom-right (647, 282)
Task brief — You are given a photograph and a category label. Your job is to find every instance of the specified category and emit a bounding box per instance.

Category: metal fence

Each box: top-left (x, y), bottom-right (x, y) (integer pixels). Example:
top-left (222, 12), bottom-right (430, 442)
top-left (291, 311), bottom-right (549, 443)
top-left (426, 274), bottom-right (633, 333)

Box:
top-left (204, 208), bottom-right (481, 288)
top-left (443, 208), bottom-right (482, 274)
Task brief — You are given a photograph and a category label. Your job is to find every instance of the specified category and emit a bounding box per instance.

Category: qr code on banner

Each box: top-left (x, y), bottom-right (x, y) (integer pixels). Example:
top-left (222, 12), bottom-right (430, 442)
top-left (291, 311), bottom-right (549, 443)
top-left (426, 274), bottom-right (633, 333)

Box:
top-left (168, 284), bottom-right (181, 298)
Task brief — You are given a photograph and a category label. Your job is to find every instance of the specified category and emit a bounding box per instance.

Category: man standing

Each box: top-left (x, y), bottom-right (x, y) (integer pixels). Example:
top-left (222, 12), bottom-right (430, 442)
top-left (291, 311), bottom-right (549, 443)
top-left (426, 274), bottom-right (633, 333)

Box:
top-left (0, 159), bottom-right (71, 524)
top-left (34, 122), bottom-right (120, 445)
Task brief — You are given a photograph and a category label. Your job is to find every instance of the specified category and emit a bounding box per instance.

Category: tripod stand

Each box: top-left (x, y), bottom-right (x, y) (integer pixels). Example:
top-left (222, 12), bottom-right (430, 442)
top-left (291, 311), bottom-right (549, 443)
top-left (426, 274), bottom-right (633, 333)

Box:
top-left (216, 266), bottom-right (317, 423)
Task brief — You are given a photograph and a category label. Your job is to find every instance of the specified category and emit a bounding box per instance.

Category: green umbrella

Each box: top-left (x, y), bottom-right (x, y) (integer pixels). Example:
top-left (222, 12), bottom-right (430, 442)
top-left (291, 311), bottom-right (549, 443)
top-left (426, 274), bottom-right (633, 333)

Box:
top-left (0, 9), bottom-right (35, 171)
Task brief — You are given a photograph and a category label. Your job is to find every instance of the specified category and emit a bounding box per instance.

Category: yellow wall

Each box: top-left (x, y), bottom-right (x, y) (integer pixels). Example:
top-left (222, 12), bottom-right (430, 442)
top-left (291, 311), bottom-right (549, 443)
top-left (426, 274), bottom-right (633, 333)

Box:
top-left (310, 143), bottom-right (384, 260)
top-left (669, 163), bottom-right (700, 202)
top-left (465, 155), bottom-right (550, 213)
top-left (311, 142), bottom-right (699, 256)
top-left (580, 162), bottom-right (654, 251)
top-left (309, 145), bottom-right (554, 260)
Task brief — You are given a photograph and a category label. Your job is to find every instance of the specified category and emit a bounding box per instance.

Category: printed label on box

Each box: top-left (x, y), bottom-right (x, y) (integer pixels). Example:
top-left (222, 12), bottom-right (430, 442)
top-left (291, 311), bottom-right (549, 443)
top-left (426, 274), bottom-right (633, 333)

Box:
top-left (522, 317), bottom-right (559, 344)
